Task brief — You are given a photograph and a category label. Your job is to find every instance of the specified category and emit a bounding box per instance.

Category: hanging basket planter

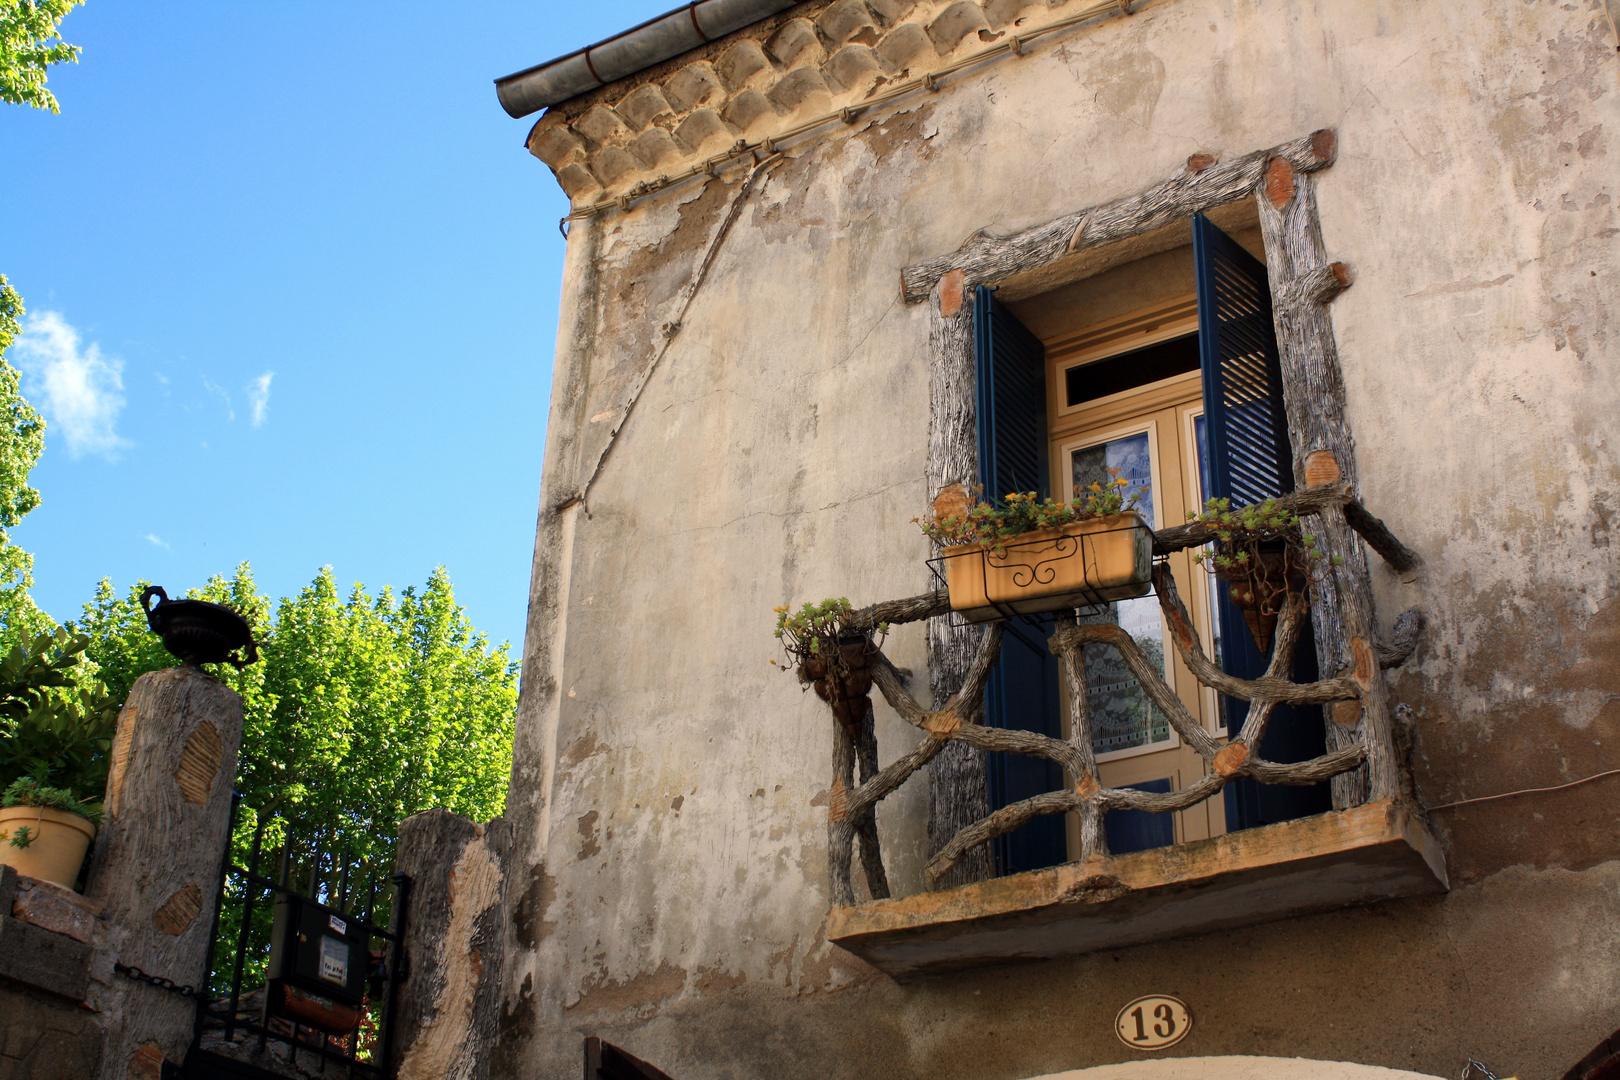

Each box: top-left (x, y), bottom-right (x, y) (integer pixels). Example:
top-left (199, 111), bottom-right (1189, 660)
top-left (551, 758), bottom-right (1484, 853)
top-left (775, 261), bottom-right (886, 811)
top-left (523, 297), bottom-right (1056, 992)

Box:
top-left (940, 512), bottom-right (1154, 623)
top-left (798, 634), bottom-right (877, 735)
top-left (773, 600), bottom-right (888, 736)
top-left (1213, 541), bottom-right (1311, 654)
top-left (1189, 497), bottom-right (1337, 655)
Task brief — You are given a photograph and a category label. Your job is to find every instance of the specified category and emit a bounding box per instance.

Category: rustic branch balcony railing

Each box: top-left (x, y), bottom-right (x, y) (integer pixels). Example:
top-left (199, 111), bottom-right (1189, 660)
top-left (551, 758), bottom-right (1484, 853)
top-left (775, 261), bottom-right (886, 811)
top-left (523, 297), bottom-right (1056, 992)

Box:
top-left (820, 481), bottom-right (1423, 908)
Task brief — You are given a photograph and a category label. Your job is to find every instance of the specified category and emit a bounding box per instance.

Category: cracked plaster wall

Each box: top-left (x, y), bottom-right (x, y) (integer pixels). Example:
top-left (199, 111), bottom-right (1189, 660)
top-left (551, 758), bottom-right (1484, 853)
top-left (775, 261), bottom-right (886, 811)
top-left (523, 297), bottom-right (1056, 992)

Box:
top-left (497, 1), bottom-right (1620, 1077)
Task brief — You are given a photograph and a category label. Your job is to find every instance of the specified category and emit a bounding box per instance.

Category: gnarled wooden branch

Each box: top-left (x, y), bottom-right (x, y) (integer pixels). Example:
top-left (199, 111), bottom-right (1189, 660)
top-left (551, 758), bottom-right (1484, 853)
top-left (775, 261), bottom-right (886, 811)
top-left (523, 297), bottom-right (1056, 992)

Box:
top-left (1243, 742), bottom-right (1367, 785)
top-left (1344, 500), bottom-right (1422, 577)
top-left (1151, 481), bottom-right (1351, 554)
top-left (1233, 592), bottom-right (1307, 748)
top-left (925, 790), bottom-right (1080, 882)
top-left (924, 736), bottom-right (1369, 881)
top-left (1049, 621), bottom-right (1219, 760)
top-left (924, 294), bottom-right (992, 889)
top-left (1376, 607), bottom-right (1424, 669)
top-left (840, 737), bottom-right (946, 842)
top-left (1100, 770), bottom-right (1227, 814)
top-left (900, 131), bottom-right (1337, 303)
top-left (1152, 564), bottom-right (1358, 704)
top-left (950, 724), bottom-right (1087, 777)
top-left (1277, 261), bottom-right (1353, 309)
top-left (1054, 612), bottom-right (1106, 859)
top-left (849, 590), bottom-right (950, 630)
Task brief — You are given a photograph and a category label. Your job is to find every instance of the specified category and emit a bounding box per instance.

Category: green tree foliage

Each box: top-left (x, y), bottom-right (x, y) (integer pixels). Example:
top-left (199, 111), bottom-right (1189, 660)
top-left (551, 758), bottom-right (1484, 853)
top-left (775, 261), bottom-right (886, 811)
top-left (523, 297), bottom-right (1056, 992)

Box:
top-left (0, 0), bottom-right (83, 113)
top-left (0, 627), bottom-right (118, 805)
top-left (80, 564), bottom-right (517, 995)
top-left (0, 279), bottom-right (49, 645)
top-left (77, 563), bottom-right (516, 875)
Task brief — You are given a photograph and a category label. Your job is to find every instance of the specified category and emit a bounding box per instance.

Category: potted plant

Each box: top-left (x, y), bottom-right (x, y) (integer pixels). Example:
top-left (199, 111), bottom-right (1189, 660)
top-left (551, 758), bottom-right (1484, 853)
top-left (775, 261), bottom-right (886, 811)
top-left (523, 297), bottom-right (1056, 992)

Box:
top-left (917, 474), bottom-right (1154, 623)
top-left (772, 598), bottom-right (888, 735)
top-left (0, 629), bottom-right (118, 891)
top-left (0, 777), bottom-right (99, 889)
top-left (1188, 496), bottom-right (1341, 653)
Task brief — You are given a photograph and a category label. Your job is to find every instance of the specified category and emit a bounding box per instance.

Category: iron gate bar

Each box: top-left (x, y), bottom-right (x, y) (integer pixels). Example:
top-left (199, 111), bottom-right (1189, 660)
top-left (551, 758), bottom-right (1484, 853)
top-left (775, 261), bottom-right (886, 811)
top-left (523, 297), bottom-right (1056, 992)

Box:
top-left (193, 798), bottom-right (412, 1079)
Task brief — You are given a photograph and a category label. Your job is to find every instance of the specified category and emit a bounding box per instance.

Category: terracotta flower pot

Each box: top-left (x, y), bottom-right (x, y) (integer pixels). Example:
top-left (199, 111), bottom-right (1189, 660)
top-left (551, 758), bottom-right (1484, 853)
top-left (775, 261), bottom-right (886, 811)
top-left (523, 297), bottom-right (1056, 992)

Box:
top-left (0, 804), bottom-right (97, 890)
top-left (942, 512), bottom-right (1153, 623)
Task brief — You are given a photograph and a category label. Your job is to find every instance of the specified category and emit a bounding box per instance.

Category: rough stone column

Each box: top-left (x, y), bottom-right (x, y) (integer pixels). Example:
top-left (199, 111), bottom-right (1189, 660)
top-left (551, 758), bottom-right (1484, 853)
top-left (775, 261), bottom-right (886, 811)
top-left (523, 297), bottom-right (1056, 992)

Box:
top-left (389, 809), bottom-right (510, 1080)
top-left (85, 666), bottom-right (243, 1080)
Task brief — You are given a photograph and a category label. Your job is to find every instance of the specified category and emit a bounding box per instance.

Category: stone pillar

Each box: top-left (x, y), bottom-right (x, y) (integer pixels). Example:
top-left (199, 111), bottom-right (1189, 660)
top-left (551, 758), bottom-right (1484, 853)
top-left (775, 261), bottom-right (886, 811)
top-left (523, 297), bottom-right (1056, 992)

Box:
top-left (85, 666), bottom-right (243, 1080)
top-left (388, 810), bottom-right (509, 1080)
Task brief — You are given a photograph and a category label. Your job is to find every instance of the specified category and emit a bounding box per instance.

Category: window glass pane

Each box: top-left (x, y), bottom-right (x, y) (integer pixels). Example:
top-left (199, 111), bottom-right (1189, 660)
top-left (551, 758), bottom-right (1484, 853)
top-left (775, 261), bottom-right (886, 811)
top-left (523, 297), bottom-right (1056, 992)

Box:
top-left (1071, 431), bottom-right (1167, 755)
top-left (1065, 333), bottom-right (1200, 408)
top-left (1071, 431), bottom-right (1153, 528)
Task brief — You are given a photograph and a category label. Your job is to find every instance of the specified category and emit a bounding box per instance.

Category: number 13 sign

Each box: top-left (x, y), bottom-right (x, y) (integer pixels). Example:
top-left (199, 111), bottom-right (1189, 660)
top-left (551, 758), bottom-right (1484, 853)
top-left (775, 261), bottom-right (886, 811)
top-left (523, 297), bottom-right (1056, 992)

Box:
top-left (1115, 995), bottom-right (1192, 1050)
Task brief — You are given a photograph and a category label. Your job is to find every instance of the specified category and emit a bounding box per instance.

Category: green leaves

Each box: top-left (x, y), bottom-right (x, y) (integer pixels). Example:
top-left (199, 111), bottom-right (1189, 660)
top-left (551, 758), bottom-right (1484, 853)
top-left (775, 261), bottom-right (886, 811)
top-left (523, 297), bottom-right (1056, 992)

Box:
top-left (0, 278), bottom-right (50, 647)
top-left (2, 776), bottom-right (99, 821)
top-left (76, 564), bottom-right (517, 874)
top-left (773, 597), bottom-right (854, 663)
top-left (0, 0), bottom-right (84, 114)
top-left (915, 470), bottom-right (1148, 551)
top-left (771, 596), bottom-right (888, 679)
top-left (0, 627), bottom-right (118, 809)
top-left (1187, 496), bottom-right (1329, 611)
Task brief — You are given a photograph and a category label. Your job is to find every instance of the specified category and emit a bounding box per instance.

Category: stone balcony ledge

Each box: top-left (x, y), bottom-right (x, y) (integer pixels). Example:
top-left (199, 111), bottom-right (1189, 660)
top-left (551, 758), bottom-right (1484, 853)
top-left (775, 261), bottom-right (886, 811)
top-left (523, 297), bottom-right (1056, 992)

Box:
top-left (827, 799), bottom-right (1447, 980)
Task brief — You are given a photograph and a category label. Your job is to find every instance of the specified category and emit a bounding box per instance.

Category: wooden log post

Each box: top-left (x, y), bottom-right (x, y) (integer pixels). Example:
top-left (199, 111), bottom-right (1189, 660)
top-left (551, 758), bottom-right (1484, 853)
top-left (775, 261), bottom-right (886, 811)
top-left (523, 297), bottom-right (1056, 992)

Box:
top-left (86, 666), bottom-right (243, 1080)
top-left (1253, 152), bottom-right (1392, 807)
top-left (827, 722), bottom-right (859, 906)
top-left (1052, 614), bottom-right (1107, 860)
top-left (924, 274), bottom-right (994, 889)
top-left (389, 810), bottom-right (510, 1080)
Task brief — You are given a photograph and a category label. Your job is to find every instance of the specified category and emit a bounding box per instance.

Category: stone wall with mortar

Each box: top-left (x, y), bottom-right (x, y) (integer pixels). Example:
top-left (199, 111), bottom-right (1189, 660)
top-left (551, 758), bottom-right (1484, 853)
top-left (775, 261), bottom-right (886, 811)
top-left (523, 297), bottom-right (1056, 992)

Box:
top-left (499, 1), bottom-right (1620, 1077)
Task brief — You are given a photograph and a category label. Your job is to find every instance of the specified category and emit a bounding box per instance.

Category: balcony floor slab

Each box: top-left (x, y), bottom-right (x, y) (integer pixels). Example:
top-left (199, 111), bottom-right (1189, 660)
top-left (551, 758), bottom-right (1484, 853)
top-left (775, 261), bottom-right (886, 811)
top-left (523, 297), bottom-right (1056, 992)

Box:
top-left (827, 798), bottom-right (1447, 980)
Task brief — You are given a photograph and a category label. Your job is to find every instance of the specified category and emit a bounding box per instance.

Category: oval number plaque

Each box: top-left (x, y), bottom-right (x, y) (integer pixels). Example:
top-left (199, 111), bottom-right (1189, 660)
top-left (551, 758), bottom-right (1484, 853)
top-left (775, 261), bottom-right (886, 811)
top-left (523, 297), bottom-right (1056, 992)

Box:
top-left (1115, 994), bottom-right (1192, 1050)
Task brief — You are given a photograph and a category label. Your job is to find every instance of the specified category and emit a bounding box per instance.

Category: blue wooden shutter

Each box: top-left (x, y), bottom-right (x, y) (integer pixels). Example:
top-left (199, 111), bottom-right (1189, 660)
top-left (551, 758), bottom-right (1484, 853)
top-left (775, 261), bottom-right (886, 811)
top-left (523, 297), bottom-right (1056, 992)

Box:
top-left (1193, 215), bottom-right (1293, 506)
top-left (1191, 216), bottom-right (1329, 831)
top-left (973, 287), bottom-right (1066, 874)
top-left (975, 287), bottom-right (1049, 500)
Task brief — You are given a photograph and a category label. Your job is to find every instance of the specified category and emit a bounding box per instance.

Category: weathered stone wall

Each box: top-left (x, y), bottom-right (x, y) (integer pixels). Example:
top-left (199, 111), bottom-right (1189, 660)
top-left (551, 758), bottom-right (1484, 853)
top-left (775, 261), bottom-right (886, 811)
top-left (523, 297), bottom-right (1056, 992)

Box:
top-left (0, 867), bottom-right (102, 1080)
top-left (0, 982), bottom-right (102, 1080)
top-left (499, 1), bottom-right (1620, 1077)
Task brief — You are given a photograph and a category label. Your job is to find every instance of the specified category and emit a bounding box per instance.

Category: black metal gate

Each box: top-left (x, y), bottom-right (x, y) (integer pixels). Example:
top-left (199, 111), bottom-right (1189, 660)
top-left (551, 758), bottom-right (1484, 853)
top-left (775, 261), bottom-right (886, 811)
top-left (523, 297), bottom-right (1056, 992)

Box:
top-left (186, 795), bottom-right (412, 1079)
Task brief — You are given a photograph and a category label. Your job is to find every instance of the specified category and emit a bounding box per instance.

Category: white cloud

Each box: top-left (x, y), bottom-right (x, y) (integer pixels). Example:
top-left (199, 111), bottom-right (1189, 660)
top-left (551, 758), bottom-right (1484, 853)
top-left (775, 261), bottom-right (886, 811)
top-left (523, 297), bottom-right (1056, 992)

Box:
top-left (13, 311), bottom-right (129, 460)
top-left (144, 533), bottom-right (169, 549)
top-left (248, 372), bottom-right (273, 427)
top-left (203, 377), bottom-right (234, 421)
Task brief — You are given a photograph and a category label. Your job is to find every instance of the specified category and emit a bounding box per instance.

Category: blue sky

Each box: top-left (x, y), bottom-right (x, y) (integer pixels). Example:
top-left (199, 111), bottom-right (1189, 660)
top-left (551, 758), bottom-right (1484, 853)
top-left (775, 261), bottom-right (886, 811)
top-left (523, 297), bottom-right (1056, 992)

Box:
top-left (1, 1), bottom-right (669, 654)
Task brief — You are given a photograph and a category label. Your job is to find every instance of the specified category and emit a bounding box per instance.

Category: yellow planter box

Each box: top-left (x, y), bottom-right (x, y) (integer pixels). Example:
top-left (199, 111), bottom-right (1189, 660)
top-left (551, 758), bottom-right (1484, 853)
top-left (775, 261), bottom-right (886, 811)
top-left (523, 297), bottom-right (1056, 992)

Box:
top-left (942, 512), bottom-right (1153, 623)
top-left (0, 804), bottom-right (96, 890)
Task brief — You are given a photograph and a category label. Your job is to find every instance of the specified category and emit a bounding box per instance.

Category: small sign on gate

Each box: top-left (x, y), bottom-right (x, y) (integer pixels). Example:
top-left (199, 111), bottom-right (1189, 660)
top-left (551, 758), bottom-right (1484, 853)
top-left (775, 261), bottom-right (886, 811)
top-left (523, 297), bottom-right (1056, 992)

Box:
top-left (266, 892), bottom-right (371, 1028)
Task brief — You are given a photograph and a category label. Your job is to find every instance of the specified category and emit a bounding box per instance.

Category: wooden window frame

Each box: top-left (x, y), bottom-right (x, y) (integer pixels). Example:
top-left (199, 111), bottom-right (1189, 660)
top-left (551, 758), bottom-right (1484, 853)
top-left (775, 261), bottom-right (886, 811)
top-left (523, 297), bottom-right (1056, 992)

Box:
top-left (906, 131), bottom-right (1385, 885)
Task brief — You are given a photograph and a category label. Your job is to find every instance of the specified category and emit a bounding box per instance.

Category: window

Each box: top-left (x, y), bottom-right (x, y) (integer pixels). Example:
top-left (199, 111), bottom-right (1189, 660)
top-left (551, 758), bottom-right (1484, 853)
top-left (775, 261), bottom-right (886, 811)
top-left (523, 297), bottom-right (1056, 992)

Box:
top-left (973, 214), bottom-right (1330, 875)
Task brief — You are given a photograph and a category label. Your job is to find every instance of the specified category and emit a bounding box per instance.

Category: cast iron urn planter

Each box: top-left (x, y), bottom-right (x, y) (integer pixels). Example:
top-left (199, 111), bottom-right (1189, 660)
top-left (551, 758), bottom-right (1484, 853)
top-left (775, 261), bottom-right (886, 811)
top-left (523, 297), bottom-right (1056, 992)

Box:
top-left (141, 585), bottom-right (259, 669)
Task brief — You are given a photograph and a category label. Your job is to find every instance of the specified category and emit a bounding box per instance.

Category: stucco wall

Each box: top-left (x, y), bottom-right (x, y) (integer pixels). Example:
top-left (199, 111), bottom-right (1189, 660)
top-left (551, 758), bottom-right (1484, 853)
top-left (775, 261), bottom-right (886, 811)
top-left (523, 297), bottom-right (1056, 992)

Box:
top-left (498, 1), bottom-right (1620, 1077)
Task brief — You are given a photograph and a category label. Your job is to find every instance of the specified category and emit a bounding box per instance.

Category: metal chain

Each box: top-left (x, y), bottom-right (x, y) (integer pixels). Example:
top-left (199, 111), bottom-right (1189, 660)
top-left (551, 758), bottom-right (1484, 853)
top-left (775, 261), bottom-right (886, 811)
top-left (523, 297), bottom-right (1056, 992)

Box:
top-left (1461, 1060), bottom-right (1501, 1080)
top-left (113, 962), bottom-right (210, 1001)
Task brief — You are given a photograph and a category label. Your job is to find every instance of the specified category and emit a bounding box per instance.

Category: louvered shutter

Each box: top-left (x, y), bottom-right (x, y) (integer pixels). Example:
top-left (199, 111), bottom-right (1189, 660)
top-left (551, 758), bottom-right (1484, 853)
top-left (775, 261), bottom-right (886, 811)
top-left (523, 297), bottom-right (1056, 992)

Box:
top-left (975, 287), bottom-right (1049, 500)
top-left (1191, 217), bottom-right (1330, 830)
top-left (1193, 214), bottom-right (1293, 506)
top-left (973, 287), bottom-right (1066, 874)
